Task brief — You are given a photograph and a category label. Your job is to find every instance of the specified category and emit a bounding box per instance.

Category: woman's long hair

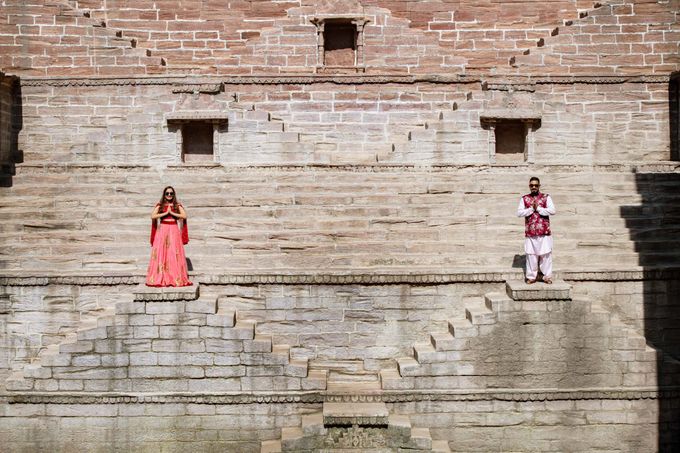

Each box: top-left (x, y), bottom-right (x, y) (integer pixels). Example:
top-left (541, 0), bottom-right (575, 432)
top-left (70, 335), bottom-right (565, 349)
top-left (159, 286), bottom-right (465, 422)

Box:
top-left (158, 186), bottom-right (179, 212)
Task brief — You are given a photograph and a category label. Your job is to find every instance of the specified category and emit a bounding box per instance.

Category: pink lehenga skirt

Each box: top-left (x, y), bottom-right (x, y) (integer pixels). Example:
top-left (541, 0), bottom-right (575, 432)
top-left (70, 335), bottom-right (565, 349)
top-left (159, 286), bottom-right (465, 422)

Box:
top-left (145, 223), bottom-right (192, 287)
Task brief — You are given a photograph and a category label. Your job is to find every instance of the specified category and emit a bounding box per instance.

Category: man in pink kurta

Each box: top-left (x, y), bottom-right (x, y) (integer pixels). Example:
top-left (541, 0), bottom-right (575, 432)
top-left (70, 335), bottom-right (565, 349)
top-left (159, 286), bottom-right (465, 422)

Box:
top-left (517, 177), bottom-right (556, 284)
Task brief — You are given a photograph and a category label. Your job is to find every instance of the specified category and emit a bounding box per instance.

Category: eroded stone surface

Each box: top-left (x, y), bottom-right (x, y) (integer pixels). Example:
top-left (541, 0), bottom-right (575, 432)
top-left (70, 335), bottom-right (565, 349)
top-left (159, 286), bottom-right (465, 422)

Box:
top-left (505, 280), bottom-right (572, 301)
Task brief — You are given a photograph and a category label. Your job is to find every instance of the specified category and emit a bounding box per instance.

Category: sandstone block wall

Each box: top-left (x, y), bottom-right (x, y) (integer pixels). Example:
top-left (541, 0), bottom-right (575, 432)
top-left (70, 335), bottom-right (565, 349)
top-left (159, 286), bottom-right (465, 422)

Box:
top-left (0, 397), bottom-right (664, 452)
top-left (2, 166), bottom-right (679, 275)
top-left (13, 80), bottom-right (673, 166)
top-left (1, 0), bottom-right (677, 76)
top-left (1, 0), bottom-right (679, 451)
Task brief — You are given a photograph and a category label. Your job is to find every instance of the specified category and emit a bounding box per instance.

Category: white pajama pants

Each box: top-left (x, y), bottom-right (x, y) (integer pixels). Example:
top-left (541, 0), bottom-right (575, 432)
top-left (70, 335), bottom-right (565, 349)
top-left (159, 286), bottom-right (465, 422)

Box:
top-left (526, 252), bottom-right (552, 280)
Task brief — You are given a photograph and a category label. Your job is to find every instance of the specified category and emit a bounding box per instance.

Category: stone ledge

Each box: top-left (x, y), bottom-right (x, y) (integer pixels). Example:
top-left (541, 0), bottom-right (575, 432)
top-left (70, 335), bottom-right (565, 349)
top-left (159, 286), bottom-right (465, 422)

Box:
top-left (133, 283), bottom-right (199, 301)
top-left (3, 387), bottom-right (678, 405)
top-left (1, 268), bottom-right (680, 287)
top-left (13, 162), bottom-right (680, 174)
top-left (18, 74), bottom-right (669, 88)
top-left (323, 402), bottom-right (389, 426)
top-left (506, 280), bottom-right (572, 301)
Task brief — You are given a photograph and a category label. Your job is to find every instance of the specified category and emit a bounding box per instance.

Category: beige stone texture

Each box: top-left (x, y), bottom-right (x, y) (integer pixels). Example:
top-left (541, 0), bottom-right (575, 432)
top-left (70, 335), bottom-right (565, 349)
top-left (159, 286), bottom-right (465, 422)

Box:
top-left (1, 0), bottom-right (680, 451)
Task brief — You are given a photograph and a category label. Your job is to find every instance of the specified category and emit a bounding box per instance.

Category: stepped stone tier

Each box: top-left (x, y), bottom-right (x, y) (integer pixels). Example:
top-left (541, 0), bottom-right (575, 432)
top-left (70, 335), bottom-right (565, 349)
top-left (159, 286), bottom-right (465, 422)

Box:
top-left (1, 0), bottom-right (680, 451)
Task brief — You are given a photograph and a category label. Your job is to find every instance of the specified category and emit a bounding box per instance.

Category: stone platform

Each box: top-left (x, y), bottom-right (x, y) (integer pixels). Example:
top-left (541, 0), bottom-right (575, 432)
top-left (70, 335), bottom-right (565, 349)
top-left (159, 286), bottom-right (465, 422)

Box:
top-left (505, 279), bottom-right (572, 300)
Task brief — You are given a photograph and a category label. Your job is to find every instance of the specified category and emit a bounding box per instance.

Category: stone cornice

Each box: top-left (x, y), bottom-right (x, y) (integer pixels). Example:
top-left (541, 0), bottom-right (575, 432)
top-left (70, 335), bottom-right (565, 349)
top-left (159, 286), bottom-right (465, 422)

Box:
top-left (13, 162), bottom-right (680, 175)
top-left (16, 74), bottom-right (669, 88)
top-left (1, 268), bottom-right (679, 287)
top-left (3, 386), bottom-right (678, 405)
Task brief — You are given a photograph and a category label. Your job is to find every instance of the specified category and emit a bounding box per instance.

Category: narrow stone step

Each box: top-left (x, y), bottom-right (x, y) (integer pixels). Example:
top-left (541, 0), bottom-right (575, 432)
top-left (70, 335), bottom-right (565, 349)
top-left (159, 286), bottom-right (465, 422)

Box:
top-left (5, 371), bottom-right (32, 391)
top-left (209, 309), bottom-right (235, 327)
top-left (301, 412), bottom-right (325, 437)
top-left (96, 313), bottom-right (124, 328)
top-left (322, 401), bottom-right (389, 426)
top-left (280, 427), bottom-right (303, 451)
top-left (184, 296), bottom-right (217, 314)
top-left (397, 357), bottom-right (420, 376)
top-left (409, 427), bottom-right (433, 450)
top-left (432, 439), bottom-right (453, 452)
top-left (37, 344), bottom-right (69, 368)
top-left (272, 343), bottom-right (290, 357)
top-left (505, 279), bottom-right (571, 301)
top-left (326, 379), bottom-right (381, 393)
top-left (484, 292), bottom-right (520, 312)
top-left (430, 332), bottom-right (468, 351)
top-left (260, 439), bottom-right (282, 453)
top-left (447, 319), bottom-right (478, 338)
top-left (465, 298), bottom-right (496, 325)
top-left (303, 369), bottom-right (328, 390)
top-left (285, 359), bottom-right (308, 378)
top-left (380, 368), bottom-right (405, 389)
top-left (245, 334), bottom-right (273, 353)
top-left (230, 319), bottom-right (256, 340)
top-left (387, 413), bottom-right (412, 437)
top-left (413, 342), bottom-right (440, 363)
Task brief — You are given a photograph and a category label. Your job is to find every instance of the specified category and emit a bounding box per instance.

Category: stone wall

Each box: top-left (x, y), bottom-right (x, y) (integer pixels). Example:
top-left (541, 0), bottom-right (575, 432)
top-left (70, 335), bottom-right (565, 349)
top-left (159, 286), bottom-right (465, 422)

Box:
top-left (3, 275), bottom-right (679, 384)
top-left (2, 165), bottom-right (679, 274)
top-left (15, 79), bottom-right (673, 165)
top-left (0, 396), bottom-right (664, 452)
top-left (1, 279), bottom-right (678, 451)
top-left (1, 0), bottom-right (678, 76)
top-left (0, 283), bottom-right (133, 381)
top-left (2, 0), bottom-right (680, 451)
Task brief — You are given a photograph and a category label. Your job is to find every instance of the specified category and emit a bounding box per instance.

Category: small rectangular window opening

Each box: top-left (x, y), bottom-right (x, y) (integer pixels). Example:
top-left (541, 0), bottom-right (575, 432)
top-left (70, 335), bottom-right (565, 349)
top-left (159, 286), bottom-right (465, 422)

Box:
top-left (182, 121), bottom-right (214, 163)
top-left (494, 120), bottom-right (527, 163)
top-left (323, 20), bottom-right (356, 67)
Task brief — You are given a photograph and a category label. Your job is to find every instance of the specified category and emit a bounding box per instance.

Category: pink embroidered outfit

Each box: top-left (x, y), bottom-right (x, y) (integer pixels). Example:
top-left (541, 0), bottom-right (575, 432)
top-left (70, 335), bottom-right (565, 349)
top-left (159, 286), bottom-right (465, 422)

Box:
top-left (517, 193), bottom-right (556, 281)
top-left (145, 203), bottom-right (192, 287)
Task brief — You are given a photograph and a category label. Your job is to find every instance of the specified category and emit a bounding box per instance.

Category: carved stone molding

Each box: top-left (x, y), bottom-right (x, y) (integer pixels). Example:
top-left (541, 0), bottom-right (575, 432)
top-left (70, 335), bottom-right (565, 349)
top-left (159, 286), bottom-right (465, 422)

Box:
top-left (483, 82), bottom-right (535, 92)
top-left (166, 112), bottom-right (230, 122)
top-left (1, 268), bottom-right (680, 287)
top-left (533, 75), bottom-right (670, 85)
top-left (18, 74), bottom-right (669, 88)
top-left (5, 386), bottom-right (678, 405)
top-left (171, 83), bottom-right (223, 94)
top-left (133, 283), bottom-right (199, 301)
top-left (13, 162), bottom-right (680, 175)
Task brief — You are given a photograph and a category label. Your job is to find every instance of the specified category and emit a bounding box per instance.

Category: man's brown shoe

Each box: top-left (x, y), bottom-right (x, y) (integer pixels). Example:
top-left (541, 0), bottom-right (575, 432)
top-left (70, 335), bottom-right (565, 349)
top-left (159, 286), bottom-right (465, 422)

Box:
top-left (543, 277), bottom-right (553, 284)
top-left (525, 279), bottom-right (536, 284)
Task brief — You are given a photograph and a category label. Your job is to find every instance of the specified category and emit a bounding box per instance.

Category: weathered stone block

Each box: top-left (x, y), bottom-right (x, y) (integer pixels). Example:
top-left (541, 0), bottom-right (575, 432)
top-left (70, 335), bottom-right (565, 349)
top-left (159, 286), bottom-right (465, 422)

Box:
top-left (505, 280), bottom-right (572, 301)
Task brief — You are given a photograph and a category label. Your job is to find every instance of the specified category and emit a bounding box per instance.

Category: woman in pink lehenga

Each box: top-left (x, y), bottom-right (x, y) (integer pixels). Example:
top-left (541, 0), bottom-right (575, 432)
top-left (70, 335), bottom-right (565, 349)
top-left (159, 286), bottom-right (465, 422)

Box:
top-left (145, 186), bottom-right (192, 287)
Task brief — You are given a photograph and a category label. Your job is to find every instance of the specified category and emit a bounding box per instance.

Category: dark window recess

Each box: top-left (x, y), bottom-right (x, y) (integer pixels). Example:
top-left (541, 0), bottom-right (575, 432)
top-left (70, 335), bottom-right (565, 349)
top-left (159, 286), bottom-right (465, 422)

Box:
top-left (495, 120), bottom-right (526, 163)
top-left (324, 21), bottom-right (356, 67)
top-left (182, 122), bottom-right (213, 162)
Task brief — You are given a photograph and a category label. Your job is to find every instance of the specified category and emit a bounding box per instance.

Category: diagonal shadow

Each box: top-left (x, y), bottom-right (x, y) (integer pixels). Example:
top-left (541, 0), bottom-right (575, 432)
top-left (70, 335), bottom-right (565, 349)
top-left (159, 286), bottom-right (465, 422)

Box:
top-left (621, 169), bottom-right (680, 451)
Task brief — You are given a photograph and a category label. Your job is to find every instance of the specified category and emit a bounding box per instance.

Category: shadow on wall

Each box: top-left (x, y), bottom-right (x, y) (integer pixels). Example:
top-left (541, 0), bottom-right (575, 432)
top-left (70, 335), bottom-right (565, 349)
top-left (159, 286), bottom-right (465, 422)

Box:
top-left (620, 171), bottom-right (680, 451)
top-left (670, 73), bottom-right (679, 162)
top-left (0, 74), bottom-right (22, 187)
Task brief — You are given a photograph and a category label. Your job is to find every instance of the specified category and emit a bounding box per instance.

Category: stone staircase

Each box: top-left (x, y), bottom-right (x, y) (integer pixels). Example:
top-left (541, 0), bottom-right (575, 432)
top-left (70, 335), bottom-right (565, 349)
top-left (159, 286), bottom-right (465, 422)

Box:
top-left (2, 166), bottom-right (678, 274)
top-left (381, 90), bottom-right (486, 164)
top-left (2, 0), bottom-right (165, 75)
top-left (261, 399), bottom-right (450, 452)
top-left (507, 0), bottom-right (679, 74)
top-left (380, 280), bottom-right (679, 391)
top-left (5, 283), bottom-right (327, 393)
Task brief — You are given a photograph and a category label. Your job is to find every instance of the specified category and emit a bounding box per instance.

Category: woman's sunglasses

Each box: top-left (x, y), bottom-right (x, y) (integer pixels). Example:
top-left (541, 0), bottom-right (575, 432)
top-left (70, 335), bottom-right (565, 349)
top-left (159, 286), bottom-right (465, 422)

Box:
top-left (165, 192), bottom-right (174, 196)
